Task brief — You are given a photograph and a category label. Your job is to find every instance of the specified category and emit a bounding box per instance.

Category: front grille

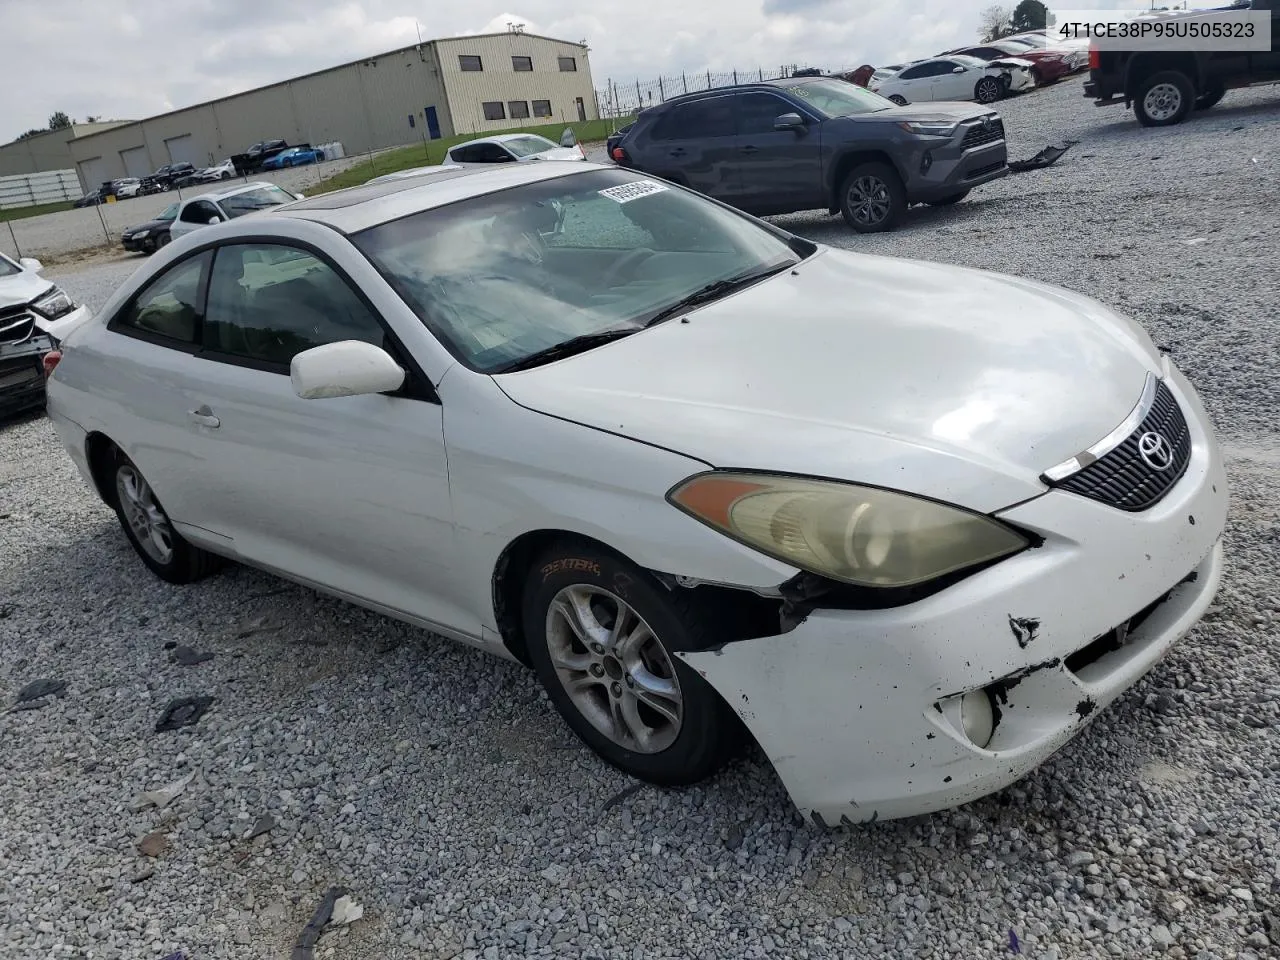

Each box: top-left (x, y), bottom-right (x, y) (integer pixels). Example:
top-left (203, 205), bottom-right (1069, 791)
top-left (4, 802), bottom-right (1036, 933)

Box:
top-left (0, 306), bottom-right (36, 345)
top-left (1054, 380), bottom-right (1191, 511)
top-left (960, 118), bottom-right (1004, 149)
top-left (0, 356), bottom-right (41, 390)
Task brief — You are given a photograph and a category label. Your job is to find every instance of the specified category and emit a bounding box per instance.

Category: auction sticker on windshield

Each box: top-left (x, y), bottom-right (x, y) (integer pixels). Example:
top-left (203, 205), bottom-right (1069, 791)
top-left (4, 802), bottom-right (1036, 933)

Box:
top-left (599, 181), bottom-right (669, 203)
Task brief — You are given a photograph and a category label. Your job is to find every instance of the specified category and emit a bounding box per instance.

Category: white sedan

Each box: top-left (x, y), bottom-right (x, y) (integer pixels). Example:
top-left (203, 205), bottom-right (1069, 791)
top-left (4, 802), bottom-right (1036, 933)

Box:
top-left (167, 181), bottom-right (302, 242)
top-left (43, 162), bottom-right (1227, 824)
top-left (0, 252), bottom-right (92, 416)
top-left (872, 55), bottom-right (1034, 104)
top-left (445, 132), bottom-right (587, 166)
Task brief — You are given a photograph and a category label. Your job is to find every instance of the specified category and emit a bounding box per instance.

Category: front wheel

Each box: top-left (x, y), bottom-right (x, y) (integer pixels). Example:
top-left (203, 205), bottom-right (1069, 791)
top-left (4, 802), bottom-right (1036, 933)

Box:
top-left (111, 451), bottom-right (222, 584)
top-left (839, 162), bottom-right (906, 233)
top-left (888, 94), bottom-right (908, 106)
top-left (523, 542), bottom-right (739, 785)
top-left (975, 77), bottom-right (1003, 104)
top-left (1134, 70), bottom-right (1194, 127)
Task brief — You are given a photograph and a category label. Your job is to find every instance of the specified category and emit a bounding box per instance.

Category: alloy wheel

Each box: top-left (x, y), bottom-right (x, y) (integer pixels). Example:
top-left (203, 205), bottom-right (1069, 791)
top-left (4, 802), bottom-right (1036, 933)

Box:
top-left (116, 465), bottom-right (174, 565)
top-left (544, 585), bottom-right (683, 754)
top-left (846, 176), bottom-right (892, 228)
top-left (1143, 83), bottom-right (1182, 122)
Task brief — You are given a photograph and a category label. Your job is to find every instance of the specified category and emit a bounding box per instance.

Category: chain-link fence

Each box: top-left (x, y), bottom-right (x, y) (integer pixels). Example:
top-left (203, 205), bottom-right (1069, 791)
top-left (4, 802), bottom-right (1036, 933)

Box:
top-left (596, 65), bottom-right (856, 119)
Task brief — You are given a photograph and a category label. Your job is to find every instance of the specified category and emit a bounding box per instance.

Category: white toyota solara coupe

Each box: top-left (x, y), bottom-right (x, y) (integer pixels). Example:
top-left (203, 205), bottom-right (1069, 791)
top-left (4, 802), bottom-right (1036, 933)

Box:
top-left (44, 161), bottom-right (1228, 824)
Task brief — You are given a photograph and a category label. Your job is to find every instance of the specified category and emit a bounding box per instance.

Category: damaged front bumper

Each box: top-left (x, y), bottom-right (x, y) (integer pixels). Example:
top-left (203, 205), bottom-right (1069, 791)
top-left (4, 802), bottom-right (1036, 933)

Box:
top-left (680, 366), bottom-right (1228, 824)
top-left (0, 332), bottom-right (57, 418)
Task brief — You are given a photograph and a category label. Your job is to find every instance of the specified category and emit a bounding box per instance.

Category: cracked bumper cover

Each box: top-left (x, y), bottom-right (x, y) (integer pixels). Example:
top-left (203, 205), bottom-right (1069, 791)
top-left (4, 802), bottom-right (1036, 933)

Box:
top-left (679, 365), bottom-right (1228, 823)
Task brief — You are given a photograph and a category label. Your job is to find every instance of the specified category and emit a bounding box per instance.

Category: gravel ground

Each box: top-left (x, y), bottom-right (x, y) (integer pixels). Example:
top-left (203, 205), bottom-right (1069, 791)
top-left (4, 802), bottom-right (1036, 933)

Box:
top-left (3, 77), bottom-right (1279, 960)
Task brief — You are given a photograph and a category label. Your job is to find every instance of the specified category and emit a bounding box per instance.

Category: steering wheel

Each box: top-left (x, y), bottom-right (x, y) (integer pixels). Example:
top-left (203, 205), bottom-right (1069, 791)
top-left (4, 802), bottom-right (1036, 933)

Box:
top-left (601, 247), bottom-right (657, 288)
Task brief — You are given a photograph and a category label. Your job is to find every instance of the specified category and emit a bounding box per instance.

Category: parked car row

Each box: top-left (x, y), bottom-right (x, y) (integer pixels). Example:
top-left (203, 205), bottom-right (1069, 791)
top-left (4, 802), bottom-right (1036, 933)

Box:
top-left (38, 159), bottom-right (1228, 827)
top-left (119, 182), bottom-right (304, 255)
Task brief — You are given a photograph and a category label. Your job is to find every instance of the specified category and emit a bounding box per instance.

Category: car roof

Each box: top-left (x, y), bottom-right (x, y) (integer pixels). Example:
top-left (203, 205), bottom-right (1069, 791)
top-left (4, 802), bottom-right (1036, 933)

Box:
top-left (642, 75), bottom-right (825, 110)
top-left (191, 180), bottom-right (285, 202)
top-left (276, 160), bottom-right (608, 234)
top-left (448, 133), bottom-right (556, 150)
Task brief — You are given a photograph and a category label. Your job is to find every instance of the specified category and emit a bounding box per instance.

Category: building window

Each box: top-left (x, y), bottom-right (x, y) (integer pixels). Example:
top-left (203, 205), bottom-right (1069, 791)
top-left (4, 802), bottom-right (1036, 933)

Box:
top-left (532, 99), bottom-right (552, 117)
top-left (508, 101), bottom-right (530, 119)
top-left (482, 101), bottom-right (506, 121)
top-left (512, 56), bottom-right (533, 72)
top-left (408, 114), bottom-right (415, 127)
top-left (458, 55), bottom-right (483, 71)
top-left (557, 56), bottom-right (578, 72)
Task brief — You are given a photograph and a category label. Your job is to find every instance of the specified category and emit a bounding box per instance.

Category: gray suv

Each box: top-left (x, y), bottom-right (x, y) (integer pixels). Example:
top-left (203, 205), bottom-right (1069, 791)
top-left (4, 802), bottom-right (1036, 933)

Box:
top-left (613, 77), bottom-right (1009, 232)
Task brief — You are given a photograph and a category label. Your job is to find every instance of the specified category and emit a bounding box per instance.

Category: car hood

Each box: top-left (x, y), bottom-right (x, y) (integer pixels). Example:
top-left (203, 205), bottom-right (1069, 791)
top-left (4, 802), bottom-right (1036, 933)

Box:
top-left (990, 57), bottom-right (1036, 68)
top-left (851, 102), bottom-right (1000, 123)
top-left (0, 271), bottom-right (52, 310)
top-left (125, 218), bottom-right (171, 233)
top-left (529, 147), bottom-right (586, 162)
top-left (494, 248), bottom-right (1164, 513)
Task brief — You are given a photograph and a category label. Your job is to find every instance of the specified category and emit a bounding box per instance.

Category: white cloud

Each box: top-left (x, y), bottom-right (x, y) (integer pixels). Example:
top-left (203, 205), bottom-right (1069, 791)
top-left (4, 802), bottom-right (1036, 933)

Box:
top-left (7, 0), bottom-right (1060, 139)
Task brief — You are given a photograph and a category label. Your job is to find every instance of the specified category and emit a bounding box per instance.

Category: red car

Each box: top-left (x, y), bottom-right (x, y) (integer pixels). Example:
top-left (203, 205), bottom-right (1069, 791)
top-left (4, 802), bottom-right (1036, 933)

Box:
top-left (944, 40), bottom-right (1073, 85)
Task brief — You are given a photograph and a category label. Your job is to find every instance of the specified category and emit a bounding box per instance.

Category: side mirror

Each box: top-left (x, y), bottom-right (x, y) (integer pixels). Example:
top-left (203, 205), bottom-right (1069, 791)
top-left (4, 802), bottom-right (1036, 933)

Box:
top-left (952, 65), bottom-right (967, 73)
top-left (290, 340), bottom-right (406, 400)
top-left (774, 112), bottom-right (806, 131)
top-left (559, 127), bottom-right (577, 148)
top-left (206, 215), bottom-right (222, 224)
top-left (20, 257), bottom-right (44, 273)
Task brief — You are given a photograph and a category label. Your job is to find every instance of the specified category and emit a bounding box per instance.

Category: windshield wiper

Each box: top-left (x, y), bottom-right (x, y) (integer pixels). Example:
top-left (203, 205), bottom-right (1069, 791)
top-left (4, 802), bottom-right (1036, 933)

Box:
top-left (640, 261), bottom-right (795, 328)
top-left (494, 328), bottom-right (637, 373)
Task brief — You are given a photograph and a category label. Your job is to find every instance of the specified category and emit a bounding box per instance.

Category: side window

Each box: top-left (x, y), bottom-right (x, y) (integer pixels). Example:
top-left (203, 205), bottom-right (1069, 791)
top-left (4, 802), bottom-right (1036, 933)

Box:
top-left (935, 60), bottom-right (960, 74)
top-left (898, 63), bottom-right (931, 80)
top-left (653, 97), bottom-right (736, 140)
top-left (477, 143), bottom-right (514, 162)
top-left (115, 252), bottom-right (209, 344)
top-left (203, 244), bottom-right (385, 367)
top-left (737, 93), bottom-right (794, 134)
top-left (179, 201), bottom-right (215, 224)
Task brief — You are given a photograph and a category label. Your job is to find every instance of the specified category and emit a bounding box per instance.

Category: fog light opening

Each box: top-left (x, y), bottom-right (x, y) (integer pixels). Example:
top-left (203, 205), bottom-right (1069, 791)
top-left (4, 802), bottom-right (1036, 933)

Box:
top-left (960, 689), bottom-right (995, 748)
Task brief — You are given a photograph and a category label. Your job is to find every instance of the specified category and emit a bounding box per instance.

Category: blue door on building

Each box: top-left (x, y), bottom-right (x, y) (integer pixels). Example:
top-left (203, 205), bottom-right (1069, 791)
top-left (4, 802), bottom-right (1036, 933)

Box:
top-left (425, 106), bottom-right (441, 140)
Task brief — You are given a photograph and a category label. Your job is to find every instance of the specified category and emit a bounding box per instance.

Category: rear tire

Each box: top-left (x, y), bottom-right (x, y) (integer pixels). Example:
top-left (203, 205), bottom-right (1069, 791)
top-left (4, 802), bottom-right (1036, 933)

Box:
top-left (975, 77), bottom-right (1003, 104)
top-left (925, 190), bottom-right (970, 207)
top-left (109, 450), bottom-right (222, 584)
top-left (522, 541), bottom-right (739, 786)
top-left (839, 162), bottom-right (906, 233)
top-left (1134, 70), bottom-right (1194, 127)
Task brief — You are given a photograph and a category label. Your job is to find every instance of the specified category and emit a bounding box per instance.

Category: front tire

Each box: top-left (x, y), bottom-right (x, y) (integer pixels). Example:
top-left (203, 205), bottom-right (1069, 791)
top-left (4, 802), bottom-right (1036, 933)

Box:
top-left (522, 542), bottom-right (739, 786)
top-left (1134, 70), bottom-right (1194, 127)
top-left (110, 452), bottom-right (221, 584)
top-left (888, 94), bottom-right (908, 105)
top-left (839, 162), bottom-right (906, 233)
top-left (975, 77), bottom-right (1003, 104)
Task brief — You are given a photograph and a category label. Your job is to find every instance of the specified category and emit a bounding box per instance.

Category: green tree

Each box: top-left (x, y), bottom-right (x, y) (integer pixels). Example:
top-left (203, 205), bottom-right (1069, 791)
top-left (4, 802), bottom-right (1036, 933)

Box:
top-left (47, 111), bottom-right (71, 130)
top-left (16, 127), bottom-right (46, 140)
top-left (1010, 0), bottom-right (1050, 32)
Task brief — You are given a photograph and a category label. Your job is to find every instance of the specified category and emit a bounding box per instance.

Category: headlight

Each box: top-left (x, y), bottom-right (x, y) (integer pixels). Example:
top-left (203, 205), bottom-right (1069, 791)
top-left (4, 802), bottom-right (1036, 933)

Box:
top-left (667, 472), bottom-right (1029, 588)
top-left (133, 229), bottom-right (150, 238)
top-left (897, 120), bottom-right (959, 137)
top-left (33, 286), bottom-right (76, 320)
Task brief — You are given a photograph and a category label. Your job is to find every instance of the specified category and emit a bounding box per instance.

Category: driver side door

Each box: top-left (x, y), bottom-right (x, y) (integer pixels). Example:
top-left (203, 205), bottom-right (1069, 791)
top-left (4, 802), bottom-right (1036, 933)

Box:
top-left (930, 60), bottom-right (972, 101)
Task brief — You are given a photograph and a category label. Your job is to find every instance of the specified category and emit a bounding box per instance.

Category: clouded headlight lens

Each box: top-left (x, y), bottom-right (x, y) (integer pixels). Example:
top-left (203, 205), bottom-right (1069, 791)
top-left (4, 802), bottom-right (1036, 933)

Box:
top-left (33, 286), bottom-right (76, 320)
top-left (668, 472), bottom-right (1029, 588)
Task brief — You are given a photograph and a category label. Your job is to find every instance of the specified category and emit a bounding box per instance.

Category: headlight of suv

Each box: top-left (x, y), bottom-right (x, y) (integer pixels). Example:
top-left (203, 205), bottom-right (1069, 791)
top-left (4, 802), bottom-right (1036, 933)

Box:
top-left (32, 285), bottom-right (77, 320)
top-left (668, 472), bottom-right (1029, 588)
top-left (897, 120), bottom-right (960, 137)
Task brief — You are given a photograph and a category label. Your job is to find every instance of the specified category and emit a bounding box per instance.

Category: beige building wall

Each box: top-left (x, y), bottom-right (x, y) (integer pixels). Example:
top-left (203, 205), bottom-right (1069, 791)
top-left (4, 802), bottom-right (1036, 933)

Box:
top-left (0, 122), bottom-right (132, 177)
top-left (435, 34), bottom-right (598, 135)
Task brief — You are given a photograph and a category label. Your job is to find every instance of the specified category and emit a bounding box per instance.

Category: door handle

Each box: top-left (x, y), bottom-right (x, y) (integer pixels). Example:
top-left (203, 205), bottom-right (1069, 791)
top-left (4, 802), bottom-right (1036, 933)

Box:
top-left (188, 406), bottom-right (220, 429)
top-left (740, 145), bottom-right (760, 154)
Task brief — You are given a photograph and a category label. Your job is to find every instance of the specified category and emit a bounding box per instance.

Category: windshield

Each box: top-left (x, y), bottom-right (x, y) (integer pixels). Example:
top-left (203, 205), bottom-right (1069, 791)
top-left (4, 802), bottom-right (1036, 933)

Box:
top-left (504, 136), bottom-right (559, 158)
top-left (353, 168), bottom-right (803, 373)
top-left (0, 254), bottom-right (20, 278)
top-left (157, 202), bottom-right (179, 221)
top-left (775, 78), bottom-right (894, 117)
top-left (219, 185), bottom-right (296, 218)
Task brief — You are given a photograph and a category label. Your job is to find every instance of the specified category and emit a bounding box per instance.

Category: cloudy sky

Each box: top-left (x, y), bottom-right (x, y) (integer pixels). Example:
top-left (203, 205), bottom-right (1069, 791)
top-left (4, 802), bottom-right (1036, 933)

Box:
top-left (8, 0), bottom-right (1101, 139)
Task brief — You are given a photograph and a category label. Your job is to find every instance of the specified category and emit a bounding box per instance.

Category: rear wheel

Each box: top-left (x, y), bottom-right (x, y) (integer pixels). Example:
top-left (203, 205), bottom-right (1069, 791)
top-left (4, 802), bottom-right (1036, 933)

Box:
top-left (975, 77), bottom-right (1003, 104)
top-left (522, 542), bottom-right (739, 785)
top-left (1134, 70), bottom-right (1194, 127)
top-left (839, 162), bottom-right (906, 233)
top-left (110, 451), bottom-right (222, 584)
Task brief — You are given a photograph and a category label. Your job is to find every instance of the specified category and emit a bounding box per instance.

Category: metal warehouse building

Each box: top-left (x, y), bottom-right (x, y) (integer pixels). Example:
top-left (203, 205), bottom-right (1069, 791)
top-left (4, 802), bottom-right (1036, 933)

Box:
top-left (0, 122), bottom-right (133, 178)
top-left (68, 31), bottom-right (597, 189)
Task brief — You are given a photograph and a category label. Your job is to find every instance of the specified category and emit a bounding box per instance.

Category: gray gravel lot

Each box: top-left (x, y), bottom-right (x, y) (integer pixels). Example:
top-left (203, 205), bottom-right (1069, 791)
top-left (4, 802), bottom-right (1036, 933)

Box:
top-left (3, 78), bottom-right (1279, 960)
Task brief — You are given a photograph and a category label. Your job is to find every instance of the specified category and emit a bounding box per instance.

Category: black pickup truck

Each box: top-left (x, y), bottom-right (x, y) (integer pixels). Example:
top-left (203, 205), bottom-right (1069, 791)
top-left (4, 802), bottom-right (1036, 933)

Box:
top-left (231, 139), bottom-right (290, 175)
top-left (1084, 0), bottom-right (1280, 125)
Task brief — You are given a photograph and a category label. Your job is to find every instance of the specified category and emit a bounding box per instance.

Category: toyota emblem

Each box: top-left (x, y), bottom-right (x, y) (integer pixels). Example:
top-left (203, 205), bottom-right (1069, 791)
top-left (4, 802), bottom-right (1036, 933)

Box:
top-left (1137, 431), bottom-right (1174, 471)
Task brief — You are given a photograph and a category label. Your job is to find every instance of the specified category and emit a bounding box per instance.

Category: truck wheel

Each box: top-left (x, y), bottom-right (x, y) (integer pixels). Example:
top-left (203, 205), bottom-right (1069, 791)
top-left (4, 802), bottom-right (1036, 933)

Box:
top-left (839, 162), bottom-right (906, 233)
top-left (1134, 71), bottom-right (1194, 127)
top-left (974, 77), bottom-right (1003, 104)
top-left (1195, 83), bottom-right (1226, 111)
